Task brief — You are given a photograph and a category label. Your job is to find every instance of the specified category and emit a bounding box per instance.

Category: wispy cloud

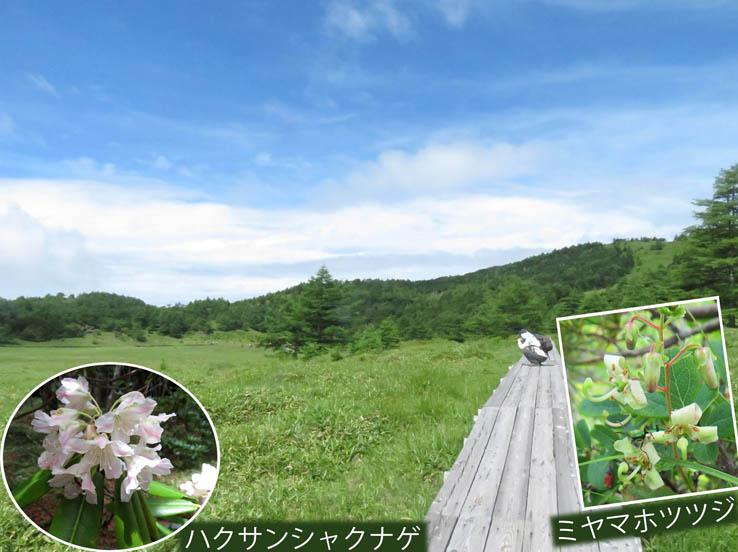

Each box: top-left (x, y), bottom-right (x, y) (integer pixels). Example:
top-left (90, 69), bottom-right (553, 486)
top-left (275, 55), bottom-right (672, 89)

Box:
top-left (26, 73), bottom-right (59, 97)
top-left (0, 114), bottom-right (14, 138)
top-left (0, 176), bottom-right (684, 304)
top-left (332, 141), bottom-right (549, 196)
top-left (435, 0), bottom-right (480, 27)
top-left (324, 0), bottom-right (414, 42)
top-left (154, 155), bottom-right (172, 170)
top-left (262, 99), bottom-right (355, 125)
top-left (540, 0), bottom-right (734, 11)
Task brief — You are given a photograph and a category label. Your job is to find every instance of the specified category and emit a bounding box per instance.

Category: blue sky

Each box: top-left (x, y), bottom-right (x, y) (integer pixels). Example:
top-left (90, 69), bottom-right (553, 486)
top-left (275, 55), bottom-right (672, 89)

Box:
top-left (2, 1), bottom-right (738, 304)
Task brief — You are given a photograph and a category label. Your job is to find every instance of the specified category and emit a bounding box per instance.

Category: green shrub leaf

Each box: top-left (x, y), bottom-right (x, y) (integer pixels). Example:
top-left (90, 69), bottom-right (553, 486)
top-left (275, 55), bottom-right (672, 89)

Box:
top-left (668, 348), bottom-right (702, 410)
top-left (147, 480), bottom-right (193, 500)
top-left (691, 442), bottom-right (719, 463)
top-left (659, 457), bottom-right (738, 486)
top-left (49, 472), bottom-right (104, 547)
top-left (144, 497), bottom-right (199, 517)
top-left (114, 478), bottom-right (145, 549)
top-left (701, 401), bottom-right (736, 441)
top-left (586, 458), bottom-right (611, 491)
top-left (12, 469), bottom-right (52, 508)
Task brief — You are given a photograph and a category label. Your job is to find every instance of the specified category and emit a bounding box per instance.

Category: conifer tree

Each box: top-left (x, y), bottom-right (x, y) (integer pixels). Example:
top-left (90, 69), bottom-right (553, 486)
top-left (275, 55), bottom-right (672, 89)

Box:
top-left (679, 163), bottom-right (738, 307)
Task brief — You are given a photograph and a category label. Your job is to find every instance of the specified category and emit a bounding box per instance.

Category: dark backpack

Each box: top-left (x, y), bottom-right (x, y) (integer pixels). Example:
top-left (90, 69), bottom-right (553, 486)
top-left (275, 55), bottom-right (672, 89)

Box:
top-left (535, 334), bottom-right (554, 352)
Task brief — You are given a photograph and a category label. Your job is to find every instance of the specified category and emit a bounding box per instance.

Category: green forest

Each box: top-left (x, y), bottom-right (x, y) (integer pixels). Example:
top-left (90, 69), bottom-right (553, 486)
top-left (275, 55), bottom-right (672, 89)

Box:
top-left (2, 164), bottom-right (738, 356)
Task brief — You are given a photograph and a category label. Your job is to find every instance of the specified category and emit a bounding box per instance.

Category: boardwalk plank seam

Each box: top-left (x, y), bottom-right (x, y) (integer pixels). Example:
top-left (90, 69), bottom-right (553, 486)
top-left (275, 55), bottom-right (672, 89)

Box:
top-left (426, 345), bottom-right (642, 552)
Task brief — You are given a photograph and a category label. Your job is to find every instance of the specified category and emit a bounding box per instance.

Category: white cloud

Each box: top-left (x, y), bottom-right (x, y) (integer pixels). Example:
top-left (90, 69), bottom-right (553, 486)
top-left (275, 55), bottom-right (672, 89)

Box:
top-left (0, 174), bottom-right (682, 304)
top-left (154, 155), bottom-right (172, 170)
top-left (435, 0), bottom-right (478, 27)
top-left (335, 141), bottom-right (550, 195)
top-left (0, 202), bottom-right (102, 299)
top-left (26, 73), bottom-right (59, 96)
top-left (324, 0), bottom-right (413, 42)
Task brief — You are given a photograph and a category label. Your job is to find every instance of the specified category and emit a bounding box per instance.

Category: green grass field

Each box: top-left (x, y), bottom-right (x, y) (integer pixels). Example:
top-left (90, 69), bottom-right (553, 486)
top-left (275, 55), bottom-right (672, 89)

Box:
top-left (1, 330), bottom-right (737, 551)
top-left (0, 334), bottom-right (519, 551)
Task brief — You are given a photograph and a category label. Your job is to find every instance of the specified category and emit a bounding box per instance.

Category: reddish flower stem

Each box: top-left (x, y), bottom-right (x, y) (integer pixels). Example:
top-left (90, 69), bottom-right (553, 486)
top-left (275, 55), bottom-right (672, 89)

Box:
top-left (665, 343), bottom-right (700, 369)
top-left (630, 314), bottom-right (660, 331)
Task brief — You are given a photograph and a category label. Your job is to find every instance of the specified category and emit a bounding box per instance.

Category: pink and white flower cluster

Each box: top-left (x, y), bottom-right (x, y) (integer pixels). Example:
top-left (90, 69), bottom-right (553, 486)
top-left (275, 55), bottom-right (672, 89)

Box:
top-left (180, 462), bottom-right (217, 501)
top-left (31, 376), bottom-right (175, 505)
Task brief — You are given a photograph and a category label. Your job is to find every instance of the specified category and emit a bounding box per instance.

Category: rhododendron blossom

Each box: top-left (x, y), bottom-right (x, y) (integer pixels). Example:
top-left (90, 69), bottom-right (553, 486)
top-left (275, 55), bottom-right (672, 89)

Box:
top-left (31, 376), bottom-right (175, 504)
top-left (180, 462), bottom-right (218, 500)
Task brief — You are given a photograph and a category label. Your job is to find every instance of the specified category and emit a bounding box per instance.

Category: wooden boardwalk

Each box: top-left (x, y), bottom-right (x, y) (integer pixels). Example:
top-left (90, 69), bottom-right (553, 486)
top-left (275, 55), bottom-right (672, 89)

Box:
top-left (425, 348), bottom-right (642, 552)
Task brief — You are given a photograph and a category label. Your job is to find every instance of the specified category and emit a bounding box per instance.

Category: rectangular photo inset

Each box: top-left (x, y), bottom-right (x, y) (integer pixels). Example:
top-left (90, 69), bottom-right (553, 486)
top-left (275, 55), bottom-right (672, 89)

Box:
top-left (556, 297), bottom-right (738, 509)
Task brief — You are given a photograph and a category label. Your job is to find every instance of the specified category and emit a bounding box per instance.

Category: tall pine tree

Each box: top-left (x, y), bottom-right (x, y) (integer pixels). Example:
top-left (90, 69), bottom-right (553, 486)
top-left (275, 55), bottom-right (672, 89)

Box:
top-left (679, 163), bottom-right (738, 307)
top-left (300, 265), bottom-right (344, 344)
top-left (260, 266), bottom-right (345, 355)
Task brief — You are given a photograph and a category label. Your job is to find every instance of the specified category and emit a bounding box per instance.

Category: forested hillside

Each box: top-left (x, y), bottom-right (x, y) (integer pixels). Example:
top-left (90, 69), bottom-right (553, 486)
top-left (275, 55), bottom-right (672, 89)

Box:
top-left (0, 238), bottom-right (680, 346)
top-left (2, 163), bottom-right (737, 354)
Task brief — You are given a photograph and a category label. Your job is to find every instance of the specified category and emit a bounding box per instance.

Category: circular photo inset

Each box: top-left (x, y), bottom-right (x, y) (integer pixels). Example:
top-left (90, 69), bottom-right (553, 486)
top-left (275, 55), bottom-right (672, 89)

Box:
top-left (1, 362), bottom-right (219, 550)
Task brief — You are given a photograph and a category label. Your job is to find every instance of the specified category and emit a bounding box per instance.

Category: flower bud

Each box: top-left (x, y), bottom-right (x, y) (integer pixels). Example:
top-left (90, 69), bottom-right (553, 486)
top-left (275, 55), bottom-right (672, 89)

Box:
top-left (695, 346), bottom-right (718, 390)
top-left (643, 351), bottom-right (662, 393)
top-left (624, 321), bottom-right (638, 350)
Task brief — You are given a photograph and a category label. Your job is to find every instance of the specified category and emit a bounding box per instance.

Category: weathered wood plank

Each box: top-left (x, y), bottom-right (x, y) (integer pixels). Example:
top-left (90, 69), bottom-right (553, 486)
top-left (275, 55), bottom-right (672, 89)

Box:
top-left (499, 363), bottom-right (530, 410)
top-left (518, 364), bottom-right (539, 408)
top-left (484, 406), bottom-right (536, 552)
top-left (553, 406), bottom-right (580, 515)
top-left (427, 343), bottom-right (641, 552)
top-left (444, 406), bottom-right (517, 552)
top-left (427, 407), bottom-right (500, 552)
top-left (523, 407), bottom-right (557, 552)
top-left (550, 356), bottom-right (570, 409)
top-left (536, 361), bottom-right (553, 409)
top-left (485, 364), bottom-right (519, 407)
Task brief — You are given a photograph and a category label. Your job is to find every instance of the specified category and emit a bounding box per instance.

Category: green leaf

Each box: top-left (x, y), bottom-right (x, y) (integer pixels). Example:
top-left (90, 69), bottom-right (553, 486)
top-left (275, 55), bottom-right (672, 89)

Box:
top-left (586, 458), bottom-right (611, 491)
top-left (579, 399), bottom-right (622, 417)
top-left (147, 480), bottom-right (193, 500)
top-left (49, 472), bottom-right (104, 548)
top-left (668, 348), bottom-right (702, 410)
top-left (590, 425), bottom-right (620, 451)
top-left (158, 515), bottom-right (189, 524)
top-left (131, 492), bottom-right (151, 543)
top-left (575, 419), bottom-right (591, 450)
top-left (114, 477), bottom-right (145, 549)
top-left (695, 384), bottom-right (718, 412)
top-left (136, 492), bottom-right (159, 541)
top-left (144, 497), bottom-right (199, 517)
top-left (12, 469), bottom-right (52, 508)
top-left (691, 442), bottom-right (719, 463)
top-left (625, 390), bottom-right (668, 419)
top-left (155, 521), bottom-right (173, 536)
top-left (659, 457), bottom-right (738, 486)
top-left (701, 401), bottom-right (736, 441)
